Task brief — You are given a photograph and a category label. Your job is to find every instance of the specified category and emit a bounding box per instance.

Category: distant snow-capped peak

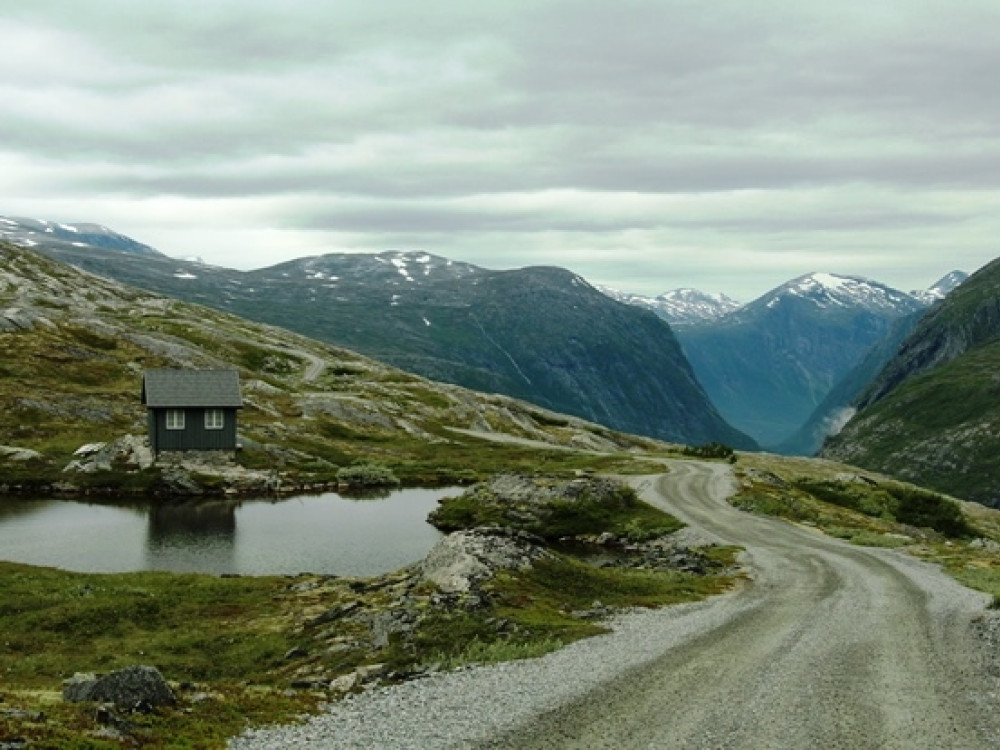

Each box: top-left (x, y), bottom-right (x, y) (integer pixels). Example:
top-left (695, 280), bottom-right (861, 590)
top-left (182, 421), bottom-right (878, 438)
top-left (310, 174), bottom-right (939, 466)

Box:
top-left (910, 270), bottom-right (968, 304)
top-left (761, 272), bottom-right (923, 314)
top-left (598, 285), bottom-right (741, 325)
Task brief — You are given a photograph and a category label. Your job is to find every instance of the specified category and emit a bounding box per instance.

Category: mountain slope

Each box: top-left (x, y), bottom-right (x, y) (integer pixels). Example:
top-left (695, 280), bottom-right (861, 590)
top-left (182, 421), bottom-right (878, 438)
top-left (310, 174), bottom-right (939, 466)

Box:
top-left (0, 241), bottom-right (666, 493)
top-left (28, 236), bottom-right (757, 449)
top-left (0, 216), bottom-right (162, 256)
top-left (822, 257), bottom-right (1000, 506)
top-left (673, 273), bottom-right (927, 448)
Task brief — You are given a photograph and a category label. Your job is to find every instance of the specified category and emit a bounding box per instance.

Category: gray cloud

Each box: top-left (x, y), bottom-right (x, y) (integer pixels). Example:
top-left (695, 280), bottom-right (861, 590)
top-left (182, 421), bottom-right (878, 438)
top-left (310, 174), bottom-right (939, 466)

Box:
top-left (1, 0), bottom-right (999, 299)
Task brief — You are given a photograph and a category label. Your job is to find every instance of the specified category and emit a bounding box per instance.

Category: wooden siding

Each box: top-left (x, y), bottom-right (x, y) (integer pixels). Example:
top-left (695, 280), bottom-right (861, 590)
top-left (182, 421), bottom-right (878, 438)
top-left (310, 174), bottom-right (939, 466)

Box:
top-left (150, 407), bottom-right (238, 453)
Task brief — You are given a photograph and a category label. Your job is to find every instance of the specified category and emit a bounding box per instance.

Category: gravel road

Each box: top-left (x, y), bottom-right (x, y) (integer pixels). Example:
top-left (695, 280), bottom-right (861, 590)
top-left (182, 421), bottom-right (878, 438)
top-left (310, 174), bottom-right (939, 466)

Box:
top-left (231, 461), bottom-right (1000, 749)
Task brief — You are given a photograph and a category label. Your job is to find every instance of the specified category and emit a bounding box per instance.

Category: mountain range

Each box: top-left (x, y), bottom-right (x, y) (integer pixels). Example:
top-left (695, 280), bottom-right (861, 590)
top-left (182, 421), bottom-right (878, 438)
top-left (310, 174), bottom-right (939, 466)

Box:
top-left (598, 273), bottom-right (962, 328)
top-left (5, 214), bottom-right (1000, 509)
top-left (597, 286), bottom-right (742, 326)
top-left (4, 217), bottom-right (754, 450)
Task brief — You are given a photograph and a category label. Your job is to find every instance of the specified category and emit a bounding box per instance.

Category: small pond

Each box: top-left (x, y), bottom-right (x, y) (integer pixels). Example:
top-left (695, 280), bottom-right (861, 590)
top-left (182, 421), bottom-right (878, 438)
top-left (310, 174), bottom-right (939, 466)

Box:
top-left (0, 487), bottom-right (456, 577)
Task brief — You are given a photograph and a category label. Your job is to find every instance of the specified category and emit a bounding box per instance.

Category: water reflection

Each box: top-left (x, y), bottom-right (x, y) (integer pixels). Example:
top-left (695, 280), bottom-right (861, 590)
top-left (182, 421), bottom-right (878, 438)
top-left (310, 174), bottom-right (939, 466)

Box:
top-left (145, 501), bottom-right (239, 574)
top-left (0, 488), bottom-right (451, 576)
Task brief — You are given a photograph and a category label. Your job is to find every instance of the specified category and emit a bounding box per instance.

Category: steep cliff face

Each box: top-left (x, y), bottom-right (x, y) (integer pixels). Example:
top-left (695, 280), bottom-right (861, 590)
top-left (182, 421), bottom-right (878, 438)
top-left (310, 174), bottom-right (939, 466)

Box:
top-left (822, 257), bottom-right (1000, 506)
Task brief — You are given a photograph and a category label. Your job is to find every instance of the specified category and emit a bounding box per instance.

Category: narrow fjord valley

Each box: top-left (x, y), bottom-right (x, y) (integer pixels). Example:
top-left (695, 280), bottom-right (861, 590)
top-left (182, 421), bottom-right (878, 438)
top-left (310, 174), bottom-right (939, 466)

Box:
top-left (3, 232), bottom-right (1000, 748)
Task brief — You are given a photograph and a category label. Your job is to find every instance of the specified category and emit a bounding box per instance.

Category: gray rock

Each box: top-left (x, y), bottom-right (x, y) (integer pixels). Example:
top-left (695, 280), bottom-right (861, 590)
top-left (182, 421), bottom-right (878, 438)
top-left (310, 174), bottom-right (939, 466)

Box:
top-left (970, 538), bottom-right (1000, 553)
top-left (62, 672), bottom-right (99, 703)
top-left (62, 665), bottom-right (176, 708)
top-left (0, 446), bottom-right (42, 462)
top-left (308, 600), bottom-right (362, 628)
top-left (329, 672), bottom-right (360, 693)
top-left (418, 527), bottom-right (554, 594)
top-left (63, 434), bottom-right (154, 474)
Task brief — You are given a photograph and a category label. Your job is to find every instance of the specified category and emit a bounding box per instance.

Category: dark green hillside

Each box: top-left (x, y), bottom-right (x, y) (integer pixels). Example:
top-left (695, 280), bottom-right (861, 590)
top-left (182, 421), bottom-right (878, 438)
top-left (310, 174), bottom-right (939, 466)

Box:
top-left (824, 341), bottom-right (1000, 506)
top-left (854, 257), bottom-right (1000, 408)
top-left (824, 257), bottom-right (1000, 506)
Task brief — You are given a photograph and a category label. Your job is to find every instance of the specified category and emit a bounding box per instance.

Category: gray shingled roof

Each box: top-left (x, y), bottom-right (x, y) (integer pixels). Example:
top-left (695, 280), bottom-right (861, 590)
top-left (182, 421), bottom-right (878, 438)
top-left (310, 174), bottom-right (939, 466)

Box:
top-left (142, 369), bottom-right (243, 408)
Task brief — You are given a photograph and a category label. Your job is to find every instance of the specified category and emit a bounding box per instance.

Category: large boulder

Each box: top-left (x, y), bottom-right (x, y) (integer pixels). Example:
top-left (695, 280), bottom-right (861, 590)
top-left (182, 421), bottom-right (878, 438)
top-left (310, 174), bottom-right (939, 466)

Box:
top-left (417, 526), bottom-right (554, 594)
top-left (62, 665), bottom-right (176, 708)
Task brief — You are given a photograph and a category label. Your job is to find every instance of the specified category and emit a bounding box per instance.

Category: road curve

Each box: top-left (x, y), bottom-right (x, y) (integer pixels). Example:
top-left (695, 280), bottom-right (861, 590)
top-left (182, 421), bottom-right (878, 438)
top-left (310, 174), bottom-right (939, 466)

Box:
top-left (482, 461), bottom-right (1000, 749)
top-left (231, 461), bottom-right (1000, 749)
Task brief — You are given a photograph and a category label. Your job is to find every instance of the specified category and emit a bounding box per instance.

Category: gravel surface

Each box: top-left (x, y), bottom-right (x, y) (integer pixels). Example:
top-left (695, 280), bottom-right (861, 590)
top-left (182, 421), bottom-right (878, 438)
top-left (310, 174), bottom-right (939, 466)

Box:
top-left (230, 461), bottom-right (1000, 749)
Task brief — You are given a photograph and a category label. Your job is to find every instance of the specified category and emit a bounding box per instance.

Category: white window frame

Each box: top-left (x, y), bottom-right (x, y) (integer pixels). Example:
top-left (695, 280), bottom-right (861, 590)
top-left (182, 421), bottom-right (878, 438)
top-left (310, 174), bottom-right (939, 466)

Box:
top-left (165, 409), bottom-right (186, 430)
top-left (204, 408), bottom-right (225, 430)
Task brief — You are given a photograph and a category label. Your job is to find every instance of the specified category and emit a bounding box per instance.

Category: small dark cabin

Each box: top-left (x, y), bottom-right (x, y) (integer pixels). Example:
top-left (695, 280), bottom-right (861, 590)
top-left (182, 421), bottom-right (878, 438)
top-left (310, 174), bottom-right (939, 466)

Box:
top-left (142, 369), bottom-right (243, 456)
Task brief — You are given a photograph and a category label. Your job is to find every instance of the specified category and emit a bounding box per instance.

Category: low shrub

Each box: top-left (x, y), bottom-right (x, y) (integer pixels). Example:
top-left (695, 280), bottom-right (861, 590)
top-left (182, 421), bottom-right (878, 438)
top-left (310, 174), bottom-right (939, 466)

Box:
top-left (795, 480), bottom-right (975, 538)
top-left (682, 442), bottom-right (735, 461)
top-left (336, 462), bottom-right (400, 488)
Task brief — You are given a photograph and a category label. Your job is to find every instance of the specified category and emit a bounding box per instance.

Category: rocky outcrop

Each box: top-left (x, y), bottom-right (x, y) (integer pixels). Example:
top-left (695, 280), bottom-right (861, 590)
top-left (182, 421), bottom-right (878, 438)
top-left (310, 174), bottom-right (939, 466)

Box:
top-left (417, 527), bottom-right (554, 594)
top-left (0, 446), bottom-right (42, 462)
top-left (63, 435), bottom-right (154, 473)
top-left (429, 474), bottom-right (640, 538)
top-left (0, 306), bottom-right (55, 331)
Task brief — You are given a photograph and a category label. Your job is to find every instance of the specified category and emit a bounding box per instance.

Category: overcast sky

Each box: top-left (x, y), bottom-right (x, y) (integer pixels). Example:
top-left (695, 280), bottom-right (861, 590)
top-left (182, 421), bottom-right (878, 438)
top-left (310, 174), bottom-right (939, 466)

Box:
top-left (2, 0), bottom-right (999, 300)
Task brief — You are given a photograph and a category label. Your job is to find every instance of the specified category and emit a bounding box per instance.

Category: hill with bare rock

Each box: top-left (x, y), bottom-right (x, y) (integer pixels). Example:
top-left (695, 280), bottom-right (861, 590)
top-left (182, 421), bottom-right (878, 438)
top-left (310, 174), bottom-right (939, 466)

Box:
top-left (0, 242), bottom-right (663, 496)
top-left (21, 222), bottom-right (756, 450)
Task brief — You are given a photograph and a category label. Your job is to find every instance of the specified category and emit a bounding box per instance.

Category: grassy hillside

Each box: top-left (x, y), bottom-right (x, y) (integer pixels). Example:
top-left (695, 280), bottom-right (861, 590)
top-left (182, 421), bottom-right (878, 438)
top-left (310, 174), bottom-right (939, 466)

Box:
top-left (824, 341), bottom-right (1000, 506)
top-left (824, 256), bottom-right (1000, 506)
top-left (0, 243), bottom-right (667, 494)
top-left (30, 243), bottom-right (758, 450)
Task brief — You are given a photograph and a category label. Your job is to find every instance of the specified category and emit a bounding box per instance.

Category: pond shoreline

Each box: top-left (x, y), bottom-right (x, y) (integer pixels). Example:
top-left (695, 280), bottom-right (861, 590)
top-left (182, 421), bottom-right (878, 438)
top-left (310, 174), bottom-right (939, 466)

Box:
top-left (0, 487), bottom-right (455, 577)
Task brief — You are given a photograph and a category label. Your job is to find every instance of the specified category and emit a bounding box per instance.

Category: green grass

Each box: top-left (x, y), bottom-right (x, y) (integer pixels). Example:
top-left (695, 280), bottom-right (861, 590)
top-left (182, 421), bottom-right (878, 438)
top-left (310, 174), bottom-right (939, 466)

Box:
top-left (792, 479), bottom-right (975, 538)
top-left (0, 561), bottom-right (318, 747)
top-left (0, 563), bottom-right (300, 686)
top-left (429, 481), bottom-right (683, 541)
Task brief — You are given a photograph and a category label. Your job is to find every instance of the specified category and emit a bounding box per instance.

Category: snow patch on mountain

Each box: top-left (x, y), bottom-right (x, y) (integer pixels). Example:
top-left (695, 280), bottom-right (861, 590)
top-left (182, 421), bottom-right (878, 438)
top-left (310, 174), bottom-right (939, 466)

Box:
top-left (760, 273), bottom-right (925, 315)
top-left (598, 285), bottom-right (741, 325)
top-left (910, 271), bottom-right (968, 304)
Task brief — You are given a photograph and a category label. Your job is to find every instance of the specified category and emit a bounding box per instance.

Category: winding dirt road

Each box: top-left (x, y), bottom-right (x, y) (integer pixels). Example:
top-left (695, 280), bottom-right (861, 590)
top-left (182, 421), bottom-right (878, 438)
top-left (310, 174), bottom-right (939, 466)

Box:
top-left (483, 461), bottom-right (1000, 749)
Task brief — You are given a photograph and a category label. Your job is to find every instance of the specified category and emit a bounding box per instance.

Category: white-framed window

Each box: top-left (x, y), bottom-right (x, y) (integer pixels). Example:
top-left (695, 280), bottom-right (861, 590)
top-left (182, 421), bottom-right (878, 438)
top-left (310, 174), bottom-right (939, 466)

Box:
top-left (165, 409), bottom-right (186, 430)
top-left (205, 408), bottom-right (225, 430)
